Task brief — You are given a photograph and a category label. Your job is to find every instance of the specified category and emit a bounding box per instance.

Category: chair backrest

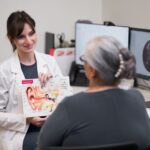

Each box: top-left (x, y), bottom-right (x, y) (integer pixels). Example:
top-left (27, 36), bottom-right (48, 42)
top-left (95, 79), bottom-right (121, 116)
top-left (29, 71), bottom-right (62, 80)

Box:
top-left (42, 142), bottom-right (138, 150)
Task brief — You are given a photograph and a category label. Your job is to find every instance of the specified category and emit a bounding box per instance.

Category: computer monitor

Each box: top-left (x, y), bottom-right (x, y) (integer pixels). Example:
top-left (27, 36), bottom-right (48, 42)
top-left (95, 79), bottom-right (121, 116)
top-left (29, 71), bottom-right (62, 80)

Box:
top-left (75, 23), bottom-right (129, 65)
top-left (130, 28), bottom-right (150, 79)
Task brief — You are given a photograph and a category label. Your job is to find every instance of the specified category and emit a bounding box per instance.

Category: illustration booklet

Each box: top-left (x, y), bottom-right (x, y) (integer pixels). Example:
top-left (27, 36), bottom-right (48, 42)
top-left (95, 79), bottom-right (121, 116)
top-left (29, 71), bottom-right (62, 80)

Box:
top-left (21, 76), bottom-right (71, 117)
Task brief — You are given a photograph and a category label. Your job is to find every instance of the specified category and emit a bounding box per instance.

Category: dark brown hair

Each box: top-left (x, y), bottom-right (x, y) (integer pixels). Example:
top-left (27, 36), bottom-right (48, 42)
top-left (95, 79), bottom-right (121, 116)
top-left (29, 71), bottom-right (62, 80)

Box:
top-left (7, 11), bottom-right (36, 51)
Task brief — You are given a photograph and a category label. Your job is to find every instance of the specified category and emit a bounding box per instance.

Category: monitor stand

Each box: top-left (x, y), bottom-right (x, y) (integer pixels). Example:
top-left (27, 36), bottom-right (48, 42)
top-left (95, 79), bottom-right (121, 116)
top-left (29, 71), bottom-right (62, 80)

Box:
top-left (69, 61), bottom-right (88, 87)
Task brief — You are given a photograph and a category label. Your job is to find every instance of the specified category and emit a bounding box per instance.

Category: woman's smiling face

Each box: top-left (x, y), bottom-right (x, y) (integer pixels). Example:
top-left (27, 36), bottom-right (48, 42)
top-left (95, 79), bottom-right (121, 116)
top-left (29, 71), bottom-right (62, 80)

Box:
top-left (13, 23), bottom-right (37, 54)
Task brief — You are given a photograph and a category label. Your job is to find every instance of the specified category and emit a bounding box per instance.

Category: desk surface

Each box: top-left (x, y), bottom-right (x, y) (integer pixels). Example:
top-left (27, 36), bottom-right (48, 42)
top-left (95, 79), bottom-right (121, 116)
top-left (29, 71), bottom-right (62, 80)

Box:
top-left (72, 86), bottom-right (150, 101)
top-left (136, 88), bottom-right (150, 102)
top-left (72, 86), bottom-right (87, 94)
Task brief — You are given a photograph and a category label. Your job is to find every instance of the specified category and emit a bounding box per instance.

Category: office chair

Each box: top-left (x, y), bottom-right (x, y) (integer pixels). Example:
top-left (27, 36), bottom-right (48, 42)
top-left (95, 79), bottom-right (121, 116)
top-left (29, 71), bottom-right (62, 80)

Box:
top-left (41, 142), bottom-right (138, 150)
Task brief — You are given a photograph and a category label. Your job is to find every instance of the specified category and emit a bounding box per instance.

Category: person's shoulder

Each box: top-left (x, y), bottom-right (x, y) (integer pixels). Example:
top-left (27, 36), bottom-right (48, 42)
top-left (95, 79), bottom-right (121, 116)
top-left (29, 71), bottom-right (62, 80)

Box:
top-left (61, 92), bottom-right (86, 105)
top-left (127, 88), bottom-right (142, 95)
top-left (124, 88), bottom-right (145, 101)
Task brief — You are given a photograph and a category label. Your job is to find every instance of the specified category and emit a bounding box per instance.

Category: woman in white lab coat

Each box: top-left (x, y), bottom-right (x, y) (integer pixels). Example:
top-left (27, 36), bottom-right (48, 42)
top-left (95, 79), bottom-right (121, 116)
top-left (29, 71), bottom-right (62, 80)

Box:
top-left (0, 11), bottom-right (62, 150)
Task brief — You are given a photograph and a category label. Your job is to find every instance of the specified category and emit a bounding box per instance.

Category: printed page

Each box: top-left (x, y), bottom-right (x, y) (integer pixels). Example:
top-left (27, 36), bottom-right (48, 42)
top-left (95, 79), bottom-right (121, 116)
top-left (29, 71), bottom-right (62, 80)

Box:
top-left (21, 76), bottom-right (71, 117)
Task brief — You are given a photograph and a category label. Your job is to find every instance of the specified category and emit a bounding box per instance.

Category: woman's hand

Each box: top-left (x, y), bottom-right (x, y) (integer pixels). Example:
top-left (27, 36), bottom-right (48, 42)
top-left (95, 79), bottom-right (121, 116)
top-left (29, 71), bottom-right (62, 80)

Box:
top-left (39, 72), bottom-right (53, 87)
top-left (26, 116), bottom-right (48, 127)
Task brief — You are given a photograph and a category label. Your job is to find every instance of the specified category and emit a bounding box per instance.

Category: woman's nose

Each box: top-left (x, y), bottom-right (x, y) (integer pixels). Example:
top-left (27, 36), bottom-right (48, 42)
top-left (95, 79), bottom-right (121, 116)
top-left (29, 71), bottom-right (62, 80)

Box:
top-left (25, 36), bottom-right (32, 44)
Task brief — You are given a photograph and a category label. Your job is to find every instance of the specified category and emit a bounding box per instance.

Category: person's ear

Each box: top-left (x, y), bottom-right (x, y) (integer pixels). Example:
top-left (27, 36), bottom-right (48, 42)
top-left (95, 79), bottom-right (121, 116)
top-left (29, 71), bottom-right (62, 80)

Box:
top-left (88, 65), bottom-right (97, 79)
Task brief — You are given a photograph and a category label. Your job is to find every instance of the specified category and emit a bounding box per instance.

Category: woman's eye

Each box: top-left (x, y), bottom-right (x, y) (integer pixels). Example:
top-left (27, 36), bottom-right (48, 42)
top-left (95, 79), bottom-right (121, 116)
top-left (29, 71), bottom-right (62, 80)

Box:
top-left (17, 35), bottom-right (25, 40)
top-left (16, 31), bottom-right (35, 40)
top-left (29, 31), bottom-right (35, 36)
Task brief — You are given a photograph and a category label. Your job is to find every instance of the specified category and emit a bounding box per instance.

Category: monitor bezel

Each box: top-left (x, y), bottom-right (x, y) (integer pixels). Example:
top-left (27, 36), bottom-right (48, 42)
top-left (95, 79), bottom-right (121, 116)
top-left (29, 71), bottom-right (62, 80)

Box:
top-left (129, 27), bottom-right (150, 79)
top-left (75, 22), bottom-right (130, 67)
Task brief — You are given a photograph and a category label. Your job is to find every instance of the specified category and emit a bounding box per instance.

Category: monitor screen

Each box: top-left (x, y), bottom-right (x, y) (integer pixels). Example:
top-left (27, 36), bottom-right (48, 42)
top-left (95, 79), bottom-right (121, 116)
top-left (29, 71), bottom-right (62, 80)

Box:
top-left (130, 28), bottom-right (150, 79)
top-left (75, 23), bottom-right (129, 65)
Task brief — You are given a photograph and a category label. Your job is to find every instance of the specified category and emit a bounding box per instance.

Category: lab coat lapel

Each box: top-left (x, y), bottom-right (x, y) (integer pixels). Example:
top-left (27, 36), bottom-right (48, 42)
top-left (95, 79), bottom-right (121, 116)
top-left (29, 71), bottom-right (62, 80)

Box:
top-left (11, 51), bottom-right (49, 79)
top-left (10, 51), bottom-right (25, 107)
top-left (10, 51), bottom-right (25, 79)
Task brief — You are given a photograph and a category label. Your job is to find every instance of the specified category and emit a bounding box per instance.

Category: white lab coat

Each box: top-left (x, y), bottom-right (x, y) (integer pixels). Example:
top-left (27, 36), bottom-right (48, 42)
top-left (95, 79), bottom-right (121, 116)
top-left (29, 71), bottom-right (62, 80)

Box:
top-left (0, 50), bottom-right (62, 150)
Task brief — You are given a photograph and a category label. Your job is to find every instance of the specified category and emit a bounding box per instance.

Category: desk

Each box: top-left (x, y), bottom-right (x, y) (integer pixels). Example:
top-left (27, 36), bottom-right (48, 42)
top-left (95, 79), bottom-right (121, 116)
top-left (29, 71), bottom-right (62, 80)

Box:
top-left (136, 88), bottom-right (150, 102)
top-left (71, 79), bottom-right (137, 93)
top-left (72, 86), bottom-right (150, 101)
top-left (72, 86), bottom-right (87, 94)
top-left (146, 108), bottom-right (150, 118)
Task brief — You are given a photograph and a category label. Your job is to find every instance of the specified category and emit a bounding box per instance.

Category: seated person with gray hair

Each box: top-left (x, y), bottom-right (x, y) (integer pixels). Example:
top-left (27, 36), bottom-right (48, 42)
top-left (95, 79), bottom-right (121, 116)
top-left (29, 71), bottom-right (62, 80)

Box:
top-left (37, 36), bottom-right (150, 150)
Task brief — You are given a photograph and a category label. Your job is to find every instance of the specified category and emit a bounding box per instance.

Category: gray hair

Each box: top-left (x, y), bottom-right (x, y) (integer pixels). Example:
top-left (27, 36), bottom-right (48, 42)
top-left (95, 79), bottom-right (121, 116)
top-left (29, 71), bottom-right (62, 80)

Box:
top-left (84, 36), bottom-right (136, 85)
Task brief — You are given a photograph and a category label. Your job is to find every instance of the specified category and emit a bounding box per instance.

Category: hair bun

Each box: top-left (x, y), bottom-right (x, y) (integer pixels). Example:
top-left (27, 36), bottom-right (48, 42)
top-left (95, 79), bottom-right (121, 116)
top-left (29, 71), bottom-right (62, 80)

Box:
top-left (119, 48), bottom-right (136, 79)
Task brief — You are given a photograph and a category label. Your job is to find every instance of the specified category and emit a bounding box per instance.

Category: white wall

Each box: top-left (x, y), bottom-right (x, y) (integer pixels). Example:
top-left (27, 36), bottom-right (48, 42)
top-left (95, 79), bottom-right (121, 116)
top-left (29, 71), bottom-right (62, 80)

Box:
top-left (102, 0), bottom-right (150, 29)
top-left (0, 0), bottom-right (102, 62)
